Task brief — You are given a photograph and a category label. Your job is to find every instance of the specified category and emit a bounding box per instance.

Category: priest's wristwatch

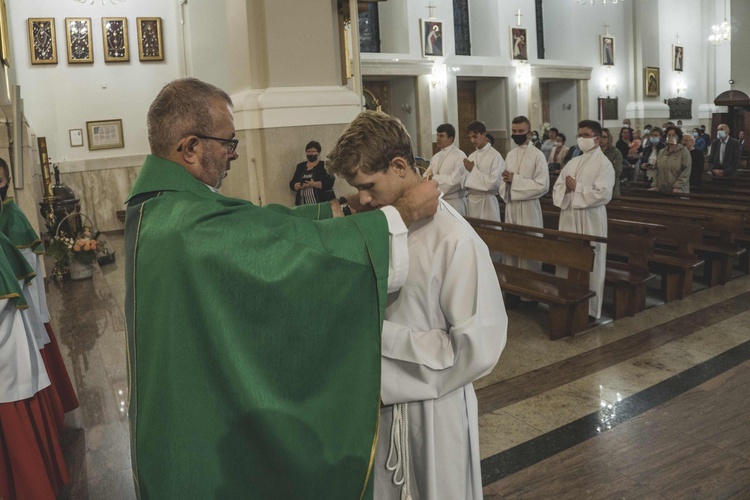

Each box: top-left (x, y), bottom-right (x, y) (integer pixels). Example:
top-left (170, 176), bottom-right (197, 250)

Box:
top-left (338, 197), bottom-right (352, 216)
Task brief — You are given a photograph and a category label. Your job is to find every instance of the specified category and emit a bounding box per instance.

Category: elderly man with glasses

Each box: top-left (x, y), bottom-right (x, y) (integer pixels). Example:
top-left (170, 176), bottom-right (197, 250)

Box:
top-left (124, 78), bottom-right (440, 499)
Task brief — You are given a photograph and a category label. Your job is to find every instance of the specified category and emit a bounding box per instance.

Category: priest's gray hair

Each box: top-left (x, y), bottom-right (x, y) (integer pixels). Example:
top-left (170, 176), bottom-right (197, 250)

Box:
top-left (327, 111), bottom-right (416, 179)
top-left (147, 77), bottom-right (233, 157)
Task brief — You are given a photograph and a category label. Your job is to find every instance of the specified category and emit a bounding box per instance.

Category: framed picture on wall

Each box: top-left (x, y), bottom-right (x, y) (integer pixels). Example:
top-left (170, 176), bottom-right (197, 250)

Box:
top-left (69, 128), bottom-right (84, 148)
top-left (420, 19), bottom-right (443, 58)
top-left (673, 44), bottom-right (683, 72)
top-left (86, 119), bottom-right (124, 150)
top-left (136, 17), bottom-right (164, 61)
top-left (102, 18), bottom-right (129, 62)
top-left (0, 0), bottom-right (10, 67)
top-left (65, 18), bottom-right (93, 64)
top-left (598, 97), bottom-right (618, 121)
top-left (600, 35), bottom-right (615, 66)
top-left (510, 27), bottom-right (528, 61)
top-left (645, 67), bottom-right (660, 97)
top-left (28, 18), bottom-right (57, 65)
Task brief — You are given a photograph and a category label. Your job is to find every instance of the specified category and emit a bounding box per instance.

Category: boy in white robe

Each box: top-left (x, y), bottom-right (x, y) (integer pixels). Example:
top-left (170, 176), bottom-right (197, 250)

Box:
top-left (327, 111), bottom-right (508, 500)
top-left (425, 123), bottom-right (467, 216)
top-left (463, 120), bottom-right (504, 221)
top-left (500, 115), bottom-right (550, 272)
top-left (552, 119), bottom-right (614, 319)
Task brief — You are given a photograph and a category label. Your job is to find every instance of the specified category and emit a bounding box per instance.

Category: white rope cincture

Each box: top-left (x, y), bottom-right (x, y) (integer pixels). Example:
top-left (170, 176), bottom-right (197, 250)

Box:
top-left (385, 403), bottom-right (412, 500)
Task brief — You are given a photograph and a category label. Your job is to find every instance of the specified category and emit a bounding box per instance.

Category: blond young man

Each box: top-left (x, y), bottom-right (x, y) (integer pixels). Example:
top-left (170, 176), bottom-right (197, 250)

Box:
top-left (328, 111), bottom-right (507, 500)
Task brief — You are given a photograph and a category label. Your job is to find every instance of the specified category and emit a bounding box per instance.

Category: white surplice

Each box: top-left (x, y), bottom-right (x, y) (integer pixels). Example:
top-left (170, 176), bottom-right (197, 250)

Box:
top-left (429, 144), bottom-right (468, 216)
top-left (499, 144), bottom-right (550, 272)
top-left (464, 143), bottom-right (504, 221)
top-left (552, 147), bottom-right (614, 318)
top-left (375, 200), bottom-right (508, 500)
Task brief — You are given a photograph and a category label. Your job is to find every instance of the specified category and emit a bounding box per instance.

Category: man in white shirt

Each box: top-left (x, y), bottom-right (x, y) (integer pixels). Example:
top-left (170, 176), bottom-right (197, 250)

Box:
top-left (426, 123), bottom-right (467, 215)
top-left (500, 115), bottom-right (550, 272)
top-left (463, 120), bottom-right (505, 220)
top-left (552, 119), bottom-right (614, 320)
top-left (327, 111), bottom-right (507, 500)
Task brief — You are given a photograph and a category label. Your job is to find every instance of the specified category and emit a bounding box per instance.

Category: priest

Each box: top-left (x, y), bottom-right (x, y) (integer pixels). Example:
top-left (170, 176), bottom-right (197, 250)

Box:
top-left (125, 78), bottom-right (440, 499)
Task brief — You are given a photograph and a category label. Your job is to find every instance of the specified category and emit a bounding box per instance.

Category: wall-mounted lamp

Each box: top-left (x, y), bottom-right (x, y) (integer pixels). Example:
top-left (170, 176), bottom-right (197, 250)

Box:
top-left (561, 103), bottom-right (572, 110)
top-left (430, 63), bottom-right (447, 89)
top-left (516, 62), bottom-right (531, 90)
top-left (675, 78), bottom-right (687, 95)
top-left (400, 103), bottom-right (412, 114)
top-left (601, 71), bottom-right (617, 96)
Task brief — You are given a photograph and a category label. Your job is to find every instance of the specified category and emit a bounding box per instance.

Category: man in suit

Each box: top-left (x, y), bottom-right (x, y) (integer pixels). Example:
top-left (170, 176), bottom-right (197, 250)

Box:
top-left (708, 123), bottom-right (741, 177)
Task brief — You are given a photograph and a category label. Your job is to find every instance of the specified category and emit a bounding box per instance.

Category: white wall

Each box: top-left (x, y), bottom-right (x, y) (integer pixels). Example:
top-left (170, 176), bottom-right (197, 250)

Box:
top-left (7, 0), bottom-right (181, 163)
top-left (389, 77), bottom-right (419, 156)
top-left (548, 81), bottom-right (578, 139)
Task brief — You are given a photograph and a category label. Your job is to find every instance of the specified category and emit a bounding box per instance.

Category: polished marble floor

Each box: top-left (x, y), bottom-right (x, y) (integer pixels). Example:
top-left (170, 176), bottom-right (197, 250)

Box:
top-left (48, 233), bottom-right (750, 499)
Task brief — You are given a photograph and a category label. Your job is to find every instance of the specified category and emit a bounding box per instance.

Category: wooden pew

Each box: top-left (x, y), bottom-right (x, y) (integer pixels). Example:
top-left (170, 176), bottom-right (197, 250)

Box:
top-left (603, 227), bottom-right (657, 319)
top-left (467, 218), bottom-right (597, 340)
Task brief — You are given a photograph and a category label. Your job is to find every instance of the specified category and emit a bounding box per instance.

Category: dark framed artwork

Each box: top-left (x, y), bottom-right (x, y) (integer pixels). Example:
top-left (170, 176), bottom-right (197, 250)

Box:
top-left (673, 44), bottom-right (683, 72)
top-left (65, 18), bottom-right (93, 64)
top-left (137, 17), bottom-right (163, 61)
top-left (600, 35), bottom-right (614, 66)
top-left (421, 19), bottom-right (443, 57)
top-left (598, 97), bottom-right (618, 121)
top-left (645, 67), bottom-right (660, 97)
top-left (28, 18), bottom-right (57, 65)
top-left (102, 18), bottom-right (129, 62)
top-left (510, 27), bottom-right (528, 61)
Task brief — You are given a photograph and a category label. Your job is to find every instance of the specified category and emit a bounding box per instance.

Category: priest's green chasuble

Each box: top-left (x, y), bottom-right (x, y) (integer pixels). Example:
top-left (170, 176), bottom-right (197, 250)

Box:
top-left (125, 156), bottom-right (389, 499)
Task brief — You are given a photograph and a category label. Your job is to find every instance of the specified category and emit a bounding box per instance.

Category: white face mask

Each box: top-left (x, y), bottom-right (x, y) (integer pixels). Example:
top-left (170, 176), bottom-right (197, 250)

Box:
top-left (666, 136), bottom-right (678, 145)
top-left (554, 141), bottom-right (563, 147)
top-left (577, 136), bottom-right (596, 153)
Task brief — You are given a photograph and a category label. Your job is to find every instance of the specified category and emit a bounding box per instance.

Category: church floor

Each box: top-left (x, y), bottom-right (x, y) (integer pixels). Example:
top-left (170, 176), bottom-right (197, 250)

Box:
top-left (48, 233), bottom-right (750, 499)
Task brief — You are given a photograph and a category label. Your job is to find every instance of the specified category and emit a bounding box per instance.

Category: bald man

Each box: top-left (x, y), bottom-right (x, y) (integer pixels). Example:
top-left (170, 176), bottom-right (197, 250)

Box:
top-left (707, 124), bottom-right (740, 177)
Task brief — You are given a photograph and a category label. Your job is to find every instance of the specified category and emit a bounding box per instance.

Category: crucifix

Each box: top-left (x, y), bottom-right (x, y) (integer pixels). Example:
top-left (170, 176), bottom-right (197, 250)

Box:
top-left (427, 2), bottom-right (437, 18)
top-left (603, 24), bottom-right (610, 36)
top-left (515, 9), bottom-right (522, 26)
top-left (675, 32), bottom-right (681, 44)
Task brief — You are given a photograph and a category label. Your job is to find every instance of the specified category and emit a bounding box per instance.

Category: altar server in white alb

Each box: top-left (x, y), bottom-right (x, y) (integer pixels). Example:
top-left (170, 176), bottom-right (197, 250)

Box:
top-left (500, 115), bottom-right (549, 271)
top-left (327, 111), bottom-right (507, 500)
top-left (425, 123), bottom-right (467, 216)
top-left (552, 119), bottom-right (614, 319)
top-left (463, 120), bottom-right (504, 221)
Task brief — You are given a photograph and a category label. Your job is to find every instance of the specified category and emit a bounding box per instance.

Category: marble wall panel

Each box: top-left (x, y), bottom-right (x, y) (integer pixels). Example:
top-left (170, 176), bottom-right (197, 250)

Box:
top-left (81, 167), bottom-right (140, 232)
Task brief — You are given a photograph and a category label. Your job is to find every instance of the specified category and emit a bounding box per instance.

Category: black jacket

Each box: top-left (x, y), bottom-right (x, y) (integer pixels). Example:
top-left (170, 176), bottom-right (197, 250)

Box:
top-left (289, 161), bottom-right (336, 205)
top-left (707, 137), bottom-right (741, 177)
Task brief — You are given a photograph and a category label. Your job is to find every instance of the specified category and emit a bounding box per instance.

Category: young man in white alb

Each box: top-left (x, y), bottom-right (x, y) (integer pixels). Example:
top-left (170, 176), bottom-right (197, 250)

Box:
top-left (327, 111), bottom-right (507, 500)
top-left (462, 120), bottom-right (505, 221)
top-left (425, 123), bottom-right (467, 216)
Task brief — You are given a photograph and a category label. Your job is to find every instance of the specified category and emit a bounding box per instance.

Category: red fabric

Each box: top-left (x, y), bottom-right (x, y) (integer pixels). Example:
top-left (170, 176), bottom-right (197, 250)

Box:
top-left (41, 322), bottom-right (79, 414)
top-left (0, 391), bottom-right (69, 500)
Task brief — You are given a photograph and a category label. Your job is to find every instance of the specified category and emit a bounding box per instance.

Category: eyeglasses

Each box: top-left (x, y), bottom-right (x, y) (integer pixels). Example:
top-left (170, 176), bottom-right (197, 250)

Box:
top-left (196, 135), bottom-right (239, 153)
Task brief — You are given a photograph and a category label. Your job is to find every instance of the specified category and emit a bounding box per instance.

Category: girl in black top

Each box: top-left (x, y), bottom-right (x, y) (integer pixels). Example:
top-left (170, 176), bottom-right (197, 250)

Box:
top-left (289, 141), bottom-right (336, 205)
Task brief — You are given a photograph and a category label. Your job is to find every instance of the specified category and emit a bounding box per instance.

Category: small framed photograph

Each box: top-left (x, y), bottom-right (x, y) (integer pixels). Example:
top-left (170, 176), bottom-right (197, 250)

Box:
top-left (86, 119), bottom-right (124, 150)
top-left (510, 27), bottom-right (528, 61)
top-left (673, 44), bottom-right (683, 72)
top-left (28, 18), bottom-right (58, 65)
top-left (69, 128), bottom-right (84, 147)
top-left (420, 19), bottom-right (443, 57)
top-left (600, 35), bottom-right (615, 66)
top-left (137, 17), bottom-right (163, 61)
top-left (598, 97), bottom-right (618, 121)
top-left (102, 18), bottom-right (129, 62)
top-left (645, 66), bottom-right (660, 97)
top-left (65, 17), bottom-right (93, 63)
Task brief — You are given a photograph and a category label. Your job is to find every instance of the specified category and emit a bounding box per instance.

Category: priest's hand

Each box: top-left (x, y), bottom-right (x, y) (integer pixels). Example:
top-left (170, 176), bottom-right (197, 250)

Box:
top-left (502, 171), bottom-right (514, 184)
top-left (565, 175), bottom-right (576, 192)
top-left (392, 178), bottom-right (440, 227)
top-left (463, 158), bottom-right (475, 172)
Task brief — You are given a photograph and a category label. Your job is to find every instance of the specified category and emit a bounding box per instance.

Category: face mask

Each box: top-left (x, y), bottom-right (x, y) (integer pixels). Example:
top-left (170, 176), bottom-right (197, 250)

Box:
top-left (0, 185), bottom-right (8, 200)
top-left (666, 136), bottom-right (678, 145)
top-left (532, 135), bottom-right (538, 141)
top-left (307, 155), bottom-right (318, 162)
top-left (643, 129), bottom-right (651, 135)
top-left (577, 137), bottom-right (596, 152)
top-left (693, 132), bottom-right (699, 138)
top-left (649, 137), bottom-right (660, 145)
top-left (717, 131), bottom-right (727, 139)
top-left (554, 141), bottom-right (563, 147)
top-left (512, 134), bottom-right (528, 146)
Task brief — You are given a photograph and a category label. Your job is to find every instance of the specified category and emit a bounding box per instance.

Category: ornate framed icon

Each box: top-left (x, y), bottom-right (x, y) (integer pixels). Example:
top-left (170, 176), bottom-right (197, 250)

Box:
top-left (600, 35), bottom-right (615, 66)
top-left (673, 44), bottom-right (683, 72)
top-left (420, 19), bottom-right (443, 58)
top-left (137, 17), bottom-right (163, 61)
top-left (510, 27), bottom-right (528, 61)
top-left (65, 18), bottom-right (93, 64)
top-left (86, 119), bottom-right (124, 150)
top-left (0, 0), bottom-right (10, 67)
top-left (102, 18), bottom-right (129, 62)
top-left (645, 67), bottom-right (660, 97)
top-left (28, 18), bottom-right (58, 65)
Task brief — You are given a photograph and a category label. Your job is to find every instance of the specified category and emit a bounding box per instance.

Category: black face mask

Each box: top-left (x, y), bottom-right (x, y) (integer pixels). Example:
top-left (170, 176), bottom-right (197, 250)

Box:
top-left (0, 185), bottom-right (8, 200)
top-left (307, 155), bottom-right (318, 162)
top-left (511, 134), bottom-right (528, 146)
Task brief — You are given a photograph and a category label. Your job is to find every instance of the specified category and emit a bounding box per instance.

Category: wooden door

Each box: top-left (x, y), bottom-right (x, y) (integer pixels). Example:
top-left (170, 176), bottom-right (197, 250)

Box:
top-left (457, 80), bottom-right (477, 157)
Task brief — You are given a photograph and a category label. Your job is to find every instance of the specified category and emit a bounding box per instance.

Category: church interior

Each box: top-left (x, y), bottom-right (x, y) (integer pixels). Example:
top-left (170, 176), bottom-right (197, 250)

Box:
top-left (2, 0), bottom-right (750, 498)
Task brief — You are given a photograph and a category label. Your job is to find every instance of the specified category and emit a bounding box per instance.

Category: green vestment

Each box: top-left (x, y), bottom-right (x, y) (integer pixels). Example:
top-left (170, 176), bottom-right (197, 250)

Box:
top-left (125, 156), bottom-right (390, 499)
top-left (0, 197), bottom-right (44, 254)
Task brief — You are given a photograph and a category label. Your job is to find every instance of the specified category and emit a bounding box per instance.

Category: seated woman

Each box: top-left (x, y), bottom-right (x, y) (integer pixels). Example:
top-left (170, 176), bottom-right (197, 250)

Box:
top-left (289, 141), bottom-right (335, 205)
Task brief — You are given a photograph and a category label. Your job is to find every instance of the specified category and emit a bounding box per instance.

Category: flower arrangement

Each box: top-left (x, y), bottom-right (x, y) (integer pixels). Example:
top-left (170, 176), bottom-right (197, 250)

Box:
top-left (48, 225), bottom-right (104, 266)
